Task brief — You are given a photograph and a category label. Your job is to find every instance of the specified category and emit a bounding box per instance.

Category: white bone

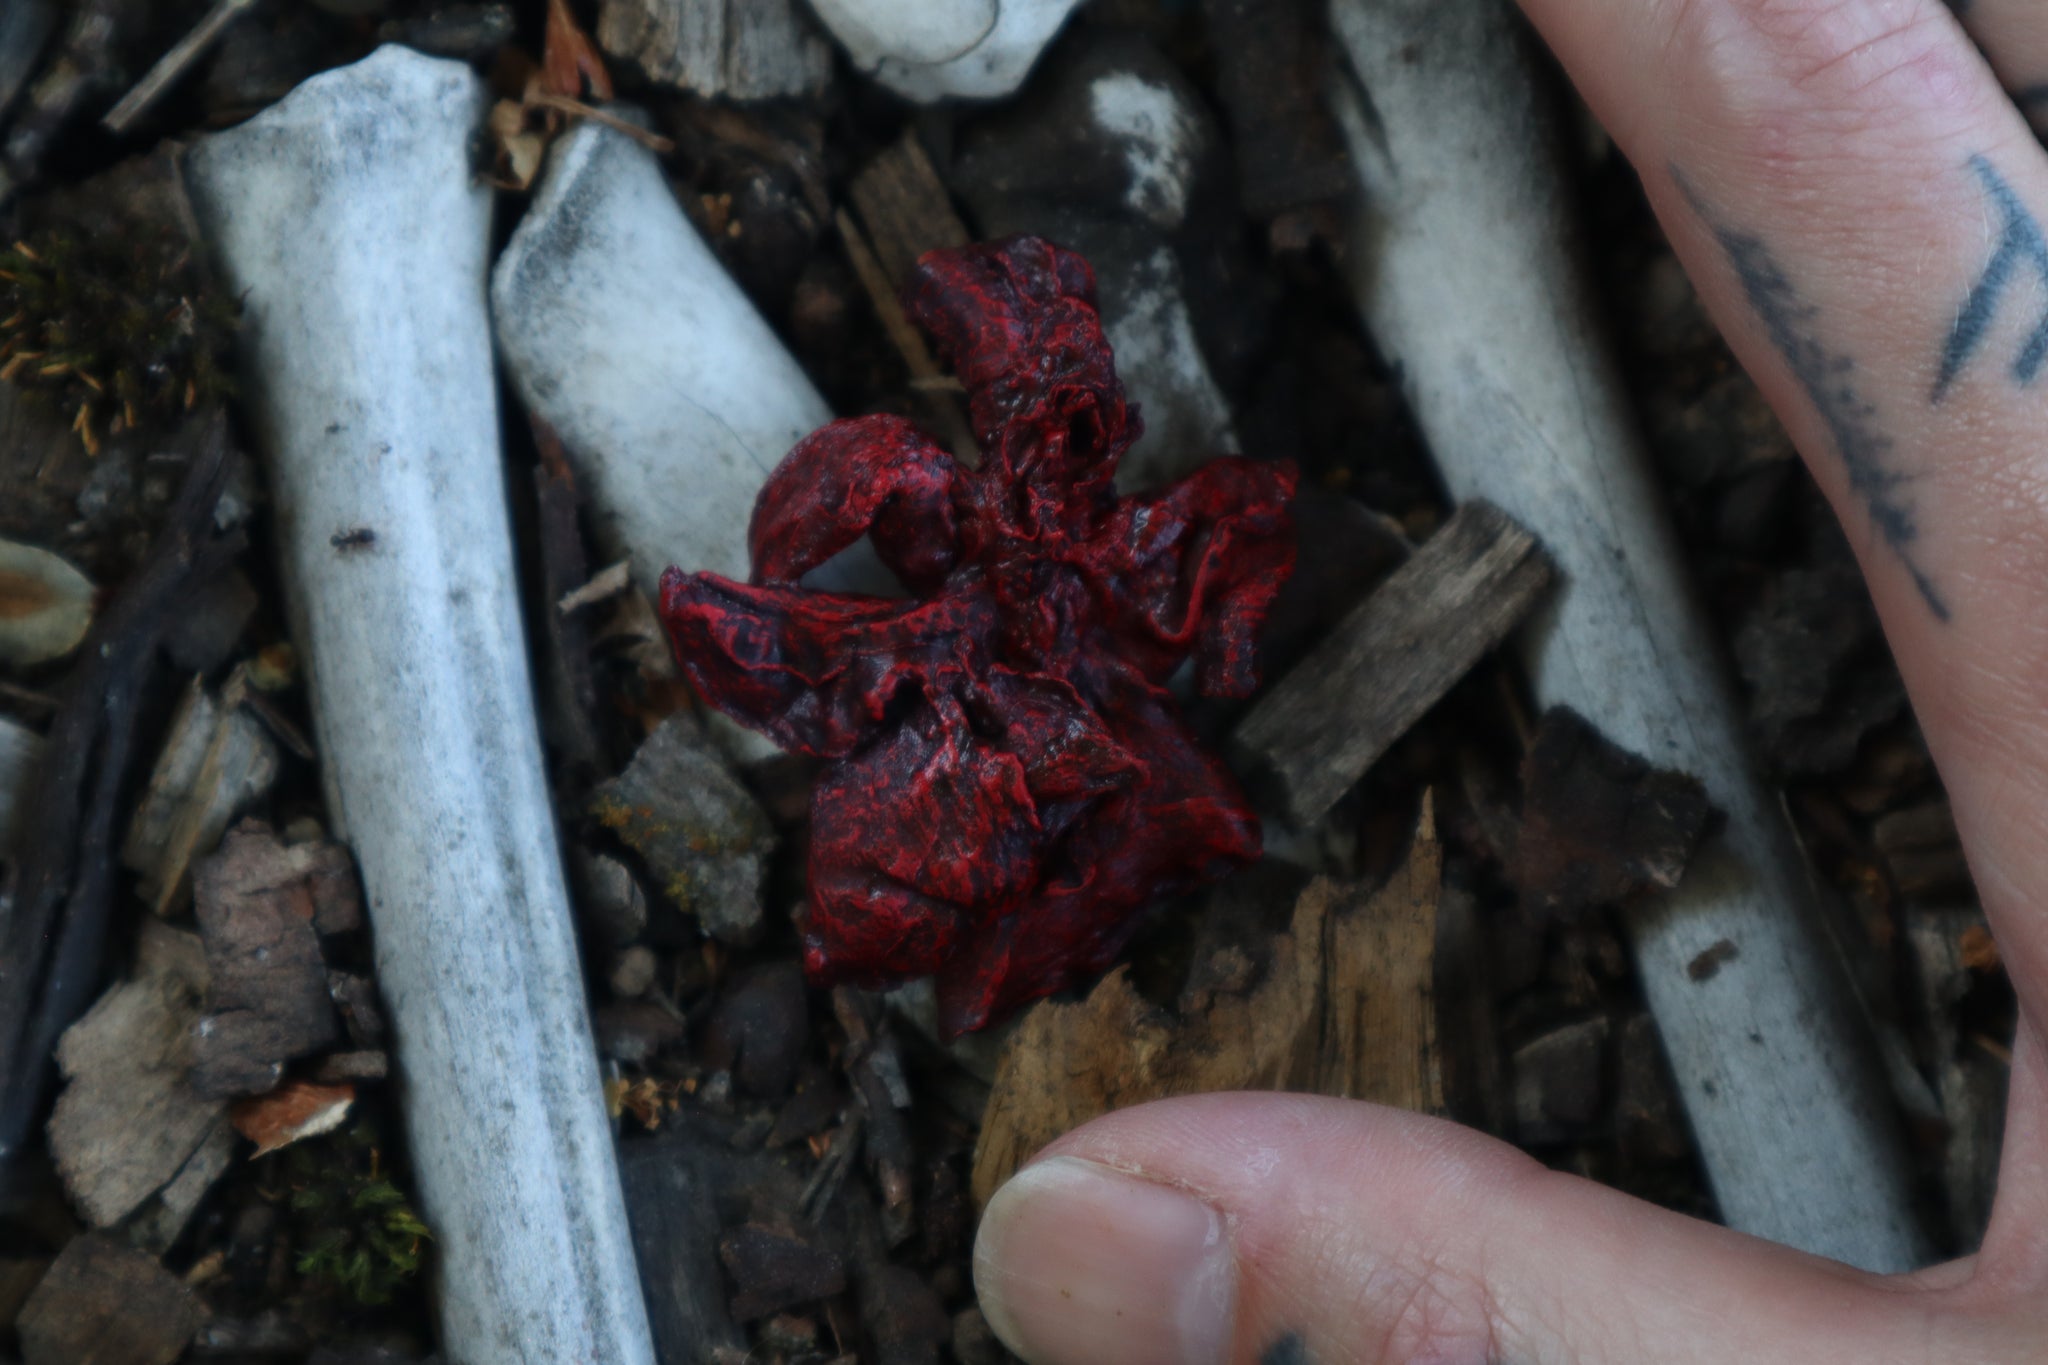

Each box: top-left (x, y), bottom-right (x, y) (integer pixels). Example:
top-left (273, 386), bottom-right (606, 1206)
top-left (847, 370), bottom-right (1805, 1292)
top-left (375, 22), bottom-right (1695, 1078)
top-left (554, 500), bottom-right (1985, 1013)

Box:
top-left (184, 47), bottom-right (658, 1361)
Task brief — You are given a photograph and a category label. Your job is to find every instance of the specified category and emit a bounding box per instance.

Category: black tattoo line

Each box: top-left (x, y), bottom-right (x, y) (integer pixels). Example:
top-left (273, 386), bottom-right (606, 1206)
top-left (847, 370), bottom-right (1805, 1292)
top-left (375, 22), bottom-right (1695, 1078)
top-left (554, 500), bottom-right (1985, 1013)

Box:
top-left (1259, 1333), bottom-right (1309, 1365)
top-left (1934, 155), bottom-right (2048, 401)
top-left (1675, 171), bottom-right (1949, 620)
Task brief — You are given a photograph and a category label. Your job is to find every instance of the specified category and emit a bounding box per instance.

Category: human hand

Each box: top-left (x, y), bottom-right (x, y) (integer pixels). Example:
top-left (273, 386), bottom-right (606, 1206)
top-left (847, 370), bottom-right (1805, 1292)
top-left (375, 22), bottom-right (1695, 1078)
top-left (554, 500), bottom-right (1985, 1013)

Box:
top-left (967, 3), bottom-right (2048, 1361)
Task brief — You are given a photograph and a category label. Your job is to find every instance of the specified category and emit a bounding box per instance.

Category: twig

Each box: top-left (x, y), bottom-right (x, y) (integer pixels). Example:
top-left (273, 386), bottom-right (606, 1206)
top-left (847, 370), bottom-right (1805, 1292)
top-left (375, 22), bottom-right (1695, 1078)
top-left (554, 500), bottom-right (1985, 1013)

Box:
top-left (101, 0), bottom-right (260, 136)
top-left (525, 92), bottom-right (675, 155)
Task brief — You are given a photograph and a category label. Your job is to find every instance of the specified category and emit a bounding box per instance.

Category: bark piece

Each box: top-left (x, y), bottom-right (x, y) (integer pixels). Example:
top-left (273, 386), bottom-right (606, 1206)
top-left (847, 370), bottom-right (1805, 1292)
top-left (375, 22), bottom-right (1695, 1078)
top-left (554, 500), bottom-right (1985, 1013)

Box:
top-left (122, 673), bottom-right (282, 916)
top-left (717, 1225), bottom-right (846, 1321)
top-left (48, 922), bottom-right (226, 1229)
top-left (597, 0), bottom-right (829, 99)
top-left (1511, 1017), bottom-right (1610, 1145)
top-left (1331, 0), bottom-right (1927, 1267)
top-left (1512, 707), bottom-right (1715, 922)
top-left (1231, 502), bottom-right (1553, 826)
top-left (972, 808), bottom-right (1440, 1204)
top-left (807, 0), bottom-right (1084, 102)
top-left (184, 47), bottom-right (654, 1362)
top-left (840, 136), bottom-right (975, 460)
top-left (189, 821), bottom-right (342, 1099)
top-left (126, 1112), bottom-right (237, 1255)
top-left (848, 134), bottom-right (970, 287)
top-left (591, 716), bottom-right (775, 944)
top-left (704, 963), bottom-right (808, 1101)
top-left (15, 1234), bottom-right (206, 1365)
top-left (1201, 0), bottom-right (1355, 222)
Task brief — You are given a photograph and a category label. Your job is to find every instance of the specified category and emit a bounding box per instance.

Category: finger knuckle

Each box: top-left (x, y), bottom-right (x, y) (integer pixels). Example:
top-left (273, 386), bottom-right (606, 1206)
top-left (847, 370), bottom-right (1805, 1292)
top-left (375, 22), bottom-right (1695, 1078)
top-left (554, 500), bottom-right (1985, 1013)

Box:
top-left (1663, 0), bottom-right (1981, 160)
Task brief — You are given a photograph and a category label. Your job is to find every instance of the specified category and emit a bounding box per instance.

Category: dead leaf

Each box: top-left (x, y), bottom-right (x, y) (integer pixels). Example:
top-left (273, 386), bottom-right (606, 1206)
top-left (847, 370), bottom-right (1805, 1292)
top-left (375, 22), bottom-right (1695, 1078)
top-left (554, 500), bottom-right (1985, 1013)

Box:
top-left (971, 799), bottom-right (1442, 1205)
top-left (543, 0), bottom-right (614, 101)
top-left (231, 1080), bottom-right (355, 1156)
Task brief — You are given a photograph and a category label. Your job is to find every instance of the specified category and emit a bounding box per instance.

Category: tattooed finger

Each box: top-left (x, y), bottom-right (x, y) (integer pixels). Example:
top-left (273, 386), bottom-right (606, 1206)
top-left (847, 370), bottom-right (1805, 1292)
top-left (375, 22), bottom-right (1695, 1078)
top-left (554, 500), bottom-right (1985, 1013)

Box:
top-left (1512, 0), bottom-right (2048, 1048)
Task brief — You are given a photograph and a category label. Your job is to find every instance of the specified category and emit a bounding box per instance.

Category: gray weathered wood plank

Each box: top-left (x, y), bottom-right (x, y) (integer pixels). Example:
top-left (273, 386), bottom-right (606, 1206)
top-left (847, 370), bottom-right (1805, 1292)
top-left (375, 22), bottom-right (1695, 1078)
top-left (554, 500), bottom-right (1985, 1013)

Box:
top-left (1232, 500), bottom-right (1551, 826)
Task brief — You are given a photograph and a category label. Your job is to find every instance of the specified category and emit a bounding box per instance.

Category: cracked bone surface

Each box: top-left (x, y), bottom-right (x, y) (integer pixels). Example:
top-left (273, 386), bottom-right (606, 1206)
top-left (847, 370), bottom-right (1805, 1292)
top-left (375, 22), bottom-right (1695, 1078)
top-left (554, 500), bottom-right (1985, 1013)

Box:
top-left (806, 0), bottom-right (1086, 102)
top-left (184, 47), bottom-right (655, 1363)
top-left (494, 121), bottom-right (884, 597)
top-left (1331, 0), bottom-right (1928, 1270)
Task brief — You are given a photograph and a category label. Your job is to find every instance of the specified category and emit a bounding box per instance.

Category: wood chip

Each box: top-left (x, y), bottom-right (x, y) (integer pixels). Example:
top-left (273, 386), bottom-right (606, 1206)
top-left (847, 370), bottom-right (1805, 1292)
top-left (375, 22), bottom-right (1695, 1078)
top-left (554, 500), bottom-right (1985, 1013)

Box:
top-left (846, 132), bottom-right (969, 289)
top-left (189, 820), bottom-right (345, 1099)
top-left (16, 1233), bottom-right (207, 1365)
top-left (971, 804), bottom-right (1441, 1204)
top-left (597, 0), bottom-right (830, 100)
top-left (718, 1224), bottom-right (846, 1321)
top-left (1511, 706), bottom-right (1716, 922)
top-left (1230, 501), bottom-right (1552, 826)
top-left (48, 922), bottom-right (226, 1229)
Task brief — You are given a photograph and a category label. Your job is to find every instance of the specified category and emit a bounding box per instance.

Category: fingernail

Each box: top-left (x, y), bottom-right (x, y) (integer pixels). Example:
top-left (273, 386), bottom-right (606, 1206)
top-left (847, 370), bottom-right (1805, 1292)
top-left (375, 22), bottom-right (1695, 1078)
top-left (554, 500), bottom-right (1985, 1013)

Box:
top-left (974, 1155), bottom-right (1235, 1365)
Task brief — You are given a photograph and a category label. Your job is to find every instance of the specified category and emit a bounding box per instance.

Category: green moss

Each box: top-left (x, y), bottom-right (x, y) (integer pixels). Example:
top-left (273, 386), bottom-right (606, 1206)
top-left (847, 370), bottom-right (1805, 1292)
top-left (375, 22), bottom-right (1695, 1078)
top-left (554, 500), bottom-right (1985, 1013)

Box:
top-left (0, 228), bottom-right (238, 452)
top-left (282, 1121), bottom-right (432, 1307)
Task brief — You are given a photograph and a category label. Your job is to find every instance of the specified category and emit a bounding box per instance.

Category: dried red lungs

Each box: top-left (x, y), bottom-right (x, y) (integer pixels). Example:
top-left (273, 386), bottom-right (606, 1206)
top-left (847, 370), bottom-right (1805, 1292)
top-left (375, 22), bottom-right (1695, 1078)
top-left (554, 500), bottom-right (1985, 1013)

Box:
top-left (661, 235), bottom-right (1296, 1036)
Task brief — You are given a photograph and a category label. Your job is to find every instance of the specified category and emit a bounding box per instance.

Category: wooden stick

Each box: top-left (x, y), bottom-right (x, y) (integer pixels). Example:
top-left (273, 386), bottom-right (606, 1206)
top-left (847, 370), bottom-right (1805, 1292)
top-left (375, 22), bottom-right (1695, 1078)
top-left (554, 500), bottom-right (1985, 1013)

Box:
top-left (1330, 0), bottom-right (1929, 1270)
top-left (1230, 501), bottom-right (1551, 826)
top-left (102, 0), bottom-right (259, 135)
top-left (184, 48), bottom-right (656, 1362)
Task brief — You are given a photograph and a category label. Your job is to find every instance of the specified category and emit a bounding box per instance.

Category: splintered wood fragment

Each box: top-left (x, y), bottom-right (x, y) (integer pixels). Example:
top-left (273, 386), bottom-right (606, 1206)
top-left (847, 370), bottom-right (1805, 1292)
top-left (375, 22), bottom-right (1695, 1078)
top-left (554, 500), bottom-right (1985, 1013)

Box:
top-left (120, 669), bottom-right (281, 916)
top-left (597, 0), bottom-right (829, 100)
top-left (188, 821), bottom-right (347, 1099)
top-left (1231, 501), bottom-right (1551, 825)
top-left (834, 207), bottom-right (977, 465)
top-left (848, 133), bottom-right (970, 286)
top-left (1313, 798), bottom-right (1443, 1111)
top-left (971, 808), bottom-right (1441, 1204)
